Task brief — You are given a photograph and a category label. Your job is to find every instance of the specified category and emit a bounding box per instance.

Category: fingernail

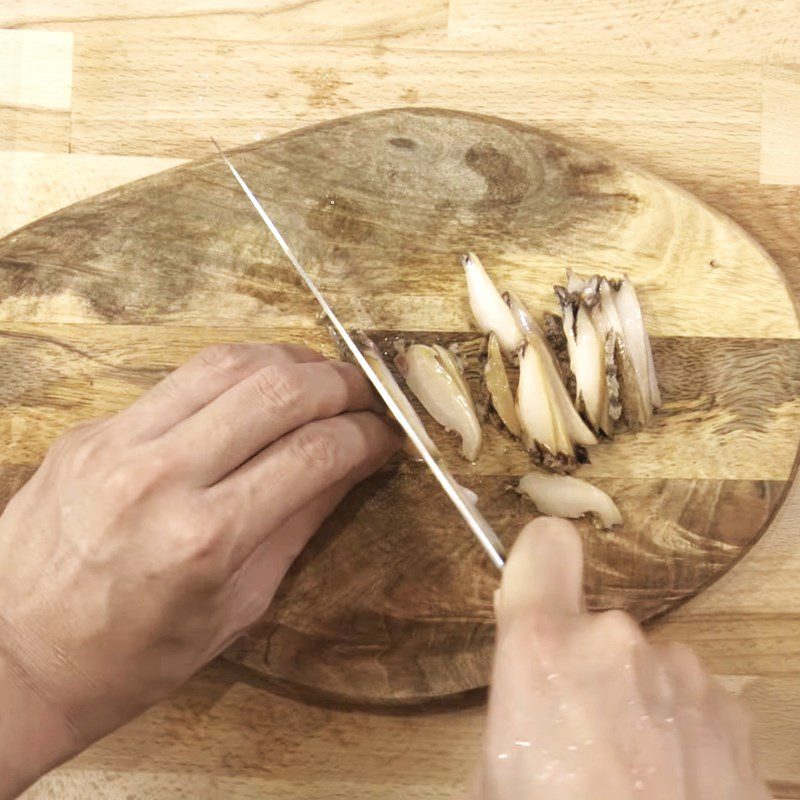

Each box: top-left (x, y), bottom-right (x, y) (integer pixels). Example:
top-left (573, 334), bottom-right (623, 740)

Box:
top-left (498, 518), bottom-right (584, 621)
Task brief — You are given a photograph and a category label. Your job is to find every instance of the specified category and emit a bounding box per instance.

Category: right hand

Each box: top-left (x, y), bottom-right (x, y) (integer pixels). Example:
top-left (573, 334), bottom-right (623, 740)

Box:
top-left (474, 518), bottom-right (771, 799)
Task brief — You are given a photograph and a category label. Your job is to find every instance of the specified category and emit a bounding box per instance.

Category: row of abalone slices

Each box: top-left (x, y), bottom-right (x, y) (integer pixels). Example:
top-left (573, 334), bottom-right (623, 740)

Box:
top-left (360, 253), bottom-right (662, 529)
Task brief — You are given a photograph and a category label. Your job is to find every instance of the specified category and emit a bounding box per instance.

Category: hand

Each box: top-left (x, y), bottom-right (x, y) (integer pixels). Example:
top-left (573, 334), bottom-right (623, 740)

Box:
top-left (475, 518), bottom-right (771, 800)
top-left (0, 343), bottom-right (399, 797)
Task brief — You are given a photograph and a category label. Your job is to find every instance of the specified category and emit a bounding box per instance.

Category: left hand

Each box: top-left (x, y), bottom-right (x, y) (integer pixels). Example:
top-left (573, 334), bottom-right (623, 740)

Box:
top-left (0, 343), bottom-right (399, 798)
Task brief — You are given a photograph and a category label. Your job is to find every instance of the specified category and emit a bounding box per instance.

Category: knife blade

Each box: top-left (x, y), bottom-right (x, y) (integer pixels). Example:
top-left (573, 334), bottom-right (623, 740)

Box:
top-left (213, 141), bottom-right (506, 570)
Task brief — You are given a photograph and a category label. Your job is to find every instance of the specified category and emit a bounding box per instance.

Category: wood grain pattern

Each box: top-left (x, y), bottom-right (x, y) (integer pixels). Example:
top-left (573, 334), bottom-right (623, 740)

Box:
top-left (22, 660), bottom-right (484, 799)
top-left (761, 66), bottom-right (800, 185)
top-left (2, 111), bottom-right (794, 338)
top-left (66, 38), bottom-right (763, 189)
top-left (5, 1), bottom-right (800, 796)
top-left (1, 0), bottom-right (448, 47)
top-left (684, 183), bottom-right (800, 307)
top-left (1, 327), bottom-right (796, 481)
top-left (0, 152), bottom-right (186, 238)
top-left (2, 108), bottom-right (798, 705)
top-left (0, 30), bottom-right (73, 152)
top-left (448, 0), bottom-right (800, 61)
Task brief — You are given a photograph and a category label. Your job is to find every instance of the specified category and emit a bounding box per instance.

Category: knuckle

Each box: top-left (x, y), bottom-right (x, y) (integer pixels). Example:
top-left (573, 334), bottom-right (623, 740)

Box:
top-left (527, 613), bottom-right (564, 644)
top-left (292, 426), bottom-right (342, 473)
top-left (730, 697), bottom-right (755, 733)
top-left (196, 343), bottom-right (251, 374)
top-left (107, 445), bottom-right (180, 503)
top-left (102, 463), bottom-right (141, 505)
top-left (526, 615), bottom-right (567, 658)
top-left (53, 419), bottom-right (93, 448)
top-left (669, 642), bottom-right (709, 689)
top-left (49, 427), bottom-right (78, 457)
top-left (174, 510), bottom-right (229, 572)
top-left (101, 474), bottom-right (138, 510)
top-left (712, 686), bottom-right (752, 728)
top-left (45, 418), bottom-right (124, 487)
top-left (186, 529), bottom-right (220, 563)
top-left (669, 641), bottom-right (702, 669)
top-left (251, 365), bottom-right (304, 413)
top-left (61, 424), bottom-right (107, 471)
top-left (507, 614), bottom-right (569, 671)
top-left (146, 445), bottom-right (180, 478)
top-left (157, 368), bottom-right (184, 401)
top-left (596, 609), bottom-right (643, 649)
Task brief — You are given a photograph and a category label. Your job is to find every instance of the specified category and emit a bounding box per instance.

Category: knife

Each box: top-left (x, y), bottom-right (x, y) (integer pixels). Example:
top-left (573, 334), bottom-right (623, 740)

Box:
top-left (213, 141), bottom-right (506, 570)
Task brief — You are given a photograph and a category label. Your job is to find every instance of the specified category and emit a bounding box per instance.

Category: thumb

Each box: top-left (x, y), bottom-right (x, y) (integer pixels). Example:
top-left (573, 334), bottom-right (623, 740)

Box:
top-left (497, 517), bottom-right (585, 623)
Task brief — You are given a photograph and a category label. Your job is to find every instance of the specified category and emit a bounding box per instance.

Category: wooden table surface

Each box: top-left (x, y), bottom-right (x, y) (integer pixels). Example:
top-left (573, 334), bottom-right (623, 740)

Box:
top-left (2, 2), bottom-right (800, 797)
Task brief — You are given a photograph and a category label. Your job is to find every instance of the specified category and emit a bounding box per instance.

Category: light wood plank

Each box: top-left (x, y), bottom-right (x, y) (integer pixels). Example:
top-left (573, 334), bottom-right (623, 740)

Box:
top-left (25, 772), bottom-right (465, 800)
top-left (0, 30), bottom-right (73, 152)
top-left (0, 152), bottom-right (186, 238)
top-left (761, 66), bottom-right (800, 186)
top-left (0, 30), bottom-right (72, 111)
top-left (19, 663), bottom-right (483, 798)
top-left (0, 0), bottom-right (448, 46)
top-left (0, 107), bottom-right (70, 153)
top-left (69, 39), bottom-right (761, 190)
top-left (448, 0), bottom-right (800, 61)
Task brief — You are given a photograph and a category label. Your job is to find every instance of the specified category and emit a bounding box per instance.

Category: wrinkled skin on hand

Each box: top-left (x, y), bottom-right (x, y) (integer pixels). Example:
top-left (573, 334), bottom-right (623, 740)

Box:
top-left (475, 518), bottom-right (771, 800)
top-left (0, 344), bottom-right (399, 754)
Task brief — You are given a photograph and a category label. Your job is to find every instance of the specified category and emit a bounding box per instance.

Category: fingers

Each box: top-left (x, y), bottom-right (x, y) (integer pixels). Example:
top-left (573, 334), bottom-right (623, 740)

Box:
top-left (653, 645), bottom-right (747, 799)
top-left (629, 640), bottom-right (676, 719)
top-left (118, 343), bottom-right (326, 439)
top-left (168, 360), bottom-right (382, 485)
top-left (224, 473), bottom-right (365, 632)
top-left (210, 410), bottom-right (400, 566)
top-left (497, 517), bottom-right (585, 623)
top-left (707, 685), bottom-right (759, 772)
top-left (656, 641), bottom-right (711, 706)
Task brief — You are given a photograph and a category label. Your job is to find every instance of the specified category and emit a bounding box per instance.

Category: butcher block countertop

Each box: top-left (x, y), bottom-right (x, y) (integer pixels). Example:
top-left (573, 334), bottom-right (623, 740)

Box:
top-left (3, 2), bottom-right (800, 797)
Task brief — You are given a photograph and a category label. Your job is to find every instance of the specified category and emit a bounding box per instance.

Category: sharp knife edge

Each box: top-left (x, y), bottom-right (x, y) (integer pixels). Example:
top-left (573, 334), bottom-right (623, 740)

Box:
top-left (213, 141), bottom-right (505, 570)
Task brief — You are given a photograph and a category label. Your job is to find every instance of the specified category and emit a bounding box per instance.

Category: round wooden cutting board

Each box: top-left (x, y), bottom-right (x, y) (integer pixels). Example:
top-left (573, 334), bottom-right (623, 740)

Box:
top-left (1, 109), bottom-right (798, 704)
